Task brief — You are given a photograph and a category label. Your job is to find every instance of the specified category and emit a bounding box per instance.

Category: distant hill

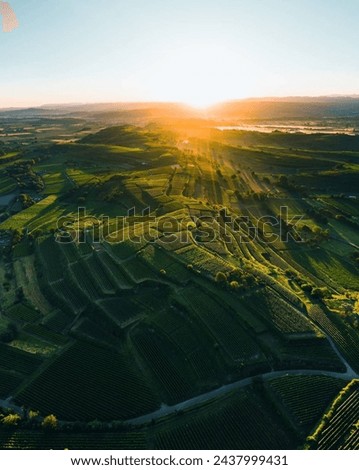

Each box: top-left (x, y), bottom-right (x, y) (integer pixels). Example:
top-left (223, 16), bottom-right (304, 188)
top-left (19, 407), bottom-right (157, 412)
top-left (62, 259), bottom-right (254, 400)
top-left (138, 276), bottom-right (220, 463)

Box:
top-left (1, 97), bottom-right (359, 121)
top-left (208, 97), bottom-right (359, 120)
top-left (81, 125), bottom-right (151, 147)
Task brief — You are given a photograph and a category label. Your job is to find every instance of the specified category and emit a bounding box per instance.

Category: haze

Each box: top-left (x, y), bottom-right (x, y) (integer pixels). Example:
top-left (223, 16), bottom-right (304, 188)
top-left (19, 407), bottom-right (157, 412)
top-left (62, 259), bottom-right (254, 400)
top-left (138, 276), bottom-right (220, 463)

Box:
top-left (1, 0), bottom-right (359, 108)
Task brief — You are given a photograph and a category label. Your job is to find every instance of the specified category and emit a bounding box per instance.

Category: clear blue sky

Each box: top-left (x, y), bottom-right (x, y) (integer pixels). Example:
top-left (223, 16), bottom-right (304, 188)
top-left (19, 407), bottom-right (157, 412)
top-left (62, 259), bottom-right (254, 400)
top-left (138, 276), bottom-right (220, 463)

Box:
top-left (1, 0), bottom-right (359, 107)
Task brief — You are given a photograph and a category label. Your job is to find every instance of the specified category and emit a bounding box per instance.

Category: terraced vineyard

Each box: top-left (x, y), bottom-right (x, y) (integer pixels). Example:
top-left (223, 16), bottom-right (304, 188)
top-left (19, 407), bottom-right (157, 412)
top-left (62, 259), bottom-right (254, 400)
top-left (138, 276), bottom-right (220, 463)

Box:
top-left (15, 341), bottom-right (160, 421)
top-left (308, 304), bottom-right (359, 371)
top-left (154, 388), bottom-right (296, 450)
top-left (151, 306), bottom-right (223, 385)
top-left (5, 303), bottom-right (42, 324)
top-left (307, 380), bottom-right (359, 449)
top-left (1, 112), bottom-right (359, 450)
top-left (0, 371), bottom-right (23, 398)
top-left (242, 288), bottom-right (317, 338)
top-left (0, 430), bottom-right (146, 450)
top-left (0, 343), bottom-right (43, 378)
top-left (181, 285), bottom-right (266, 364)
top-left (267, 375), bottom-right (347, 430)
top-left (132, 327), bottom-right (195, 403)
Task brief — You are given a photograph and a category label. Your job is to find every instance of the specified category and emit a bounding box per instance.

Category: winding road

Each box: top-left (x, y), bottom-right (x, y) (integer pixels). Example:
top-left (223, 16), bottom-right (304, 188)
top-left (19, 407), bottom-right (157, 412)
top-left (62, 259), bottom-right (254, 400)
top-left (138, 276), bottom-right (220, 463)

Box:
top-left (128, 322), bottom-right (358, 426)
top-left (1, 361), bottom-right (357, 426)
top-left (1, 315), bottom-right (357, 426)
top-left (127, 367), bottom-right (357, 426)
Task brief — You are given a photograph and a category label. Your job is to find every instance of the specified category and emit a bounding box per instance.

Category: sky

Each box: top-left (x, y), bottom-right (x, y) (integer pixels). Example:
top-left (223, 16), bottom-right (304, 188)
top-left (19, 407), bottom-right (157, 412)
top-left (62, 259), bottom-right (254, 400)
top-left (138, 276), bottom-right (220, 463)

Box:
top-left (1, 0), bottom-right (359, 108)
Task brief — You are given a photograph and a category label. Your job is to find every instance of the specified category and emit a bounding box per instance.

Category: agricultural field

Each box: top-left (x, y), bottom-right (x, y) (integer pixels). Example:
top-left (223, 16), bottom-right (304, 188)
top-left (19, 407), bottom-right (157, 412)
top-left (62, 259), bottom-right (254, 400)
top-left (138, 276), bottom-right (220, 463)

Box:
top-left (15, 340), bottom-right (160, 421)
top-left (306, 380), bottom-right (359, 449)
top-left (0, 106), bottom-right (358, 450)
top-left (266, 375), bottom-right (347, 431)
top-left (0, 195), bottom-right (59, 232)
top-left (0, 343), bottom-right (43, 380)
top-left (0, 429), bottom-right (147, 450)
top-left (153, 385), bottom-right (297, 450)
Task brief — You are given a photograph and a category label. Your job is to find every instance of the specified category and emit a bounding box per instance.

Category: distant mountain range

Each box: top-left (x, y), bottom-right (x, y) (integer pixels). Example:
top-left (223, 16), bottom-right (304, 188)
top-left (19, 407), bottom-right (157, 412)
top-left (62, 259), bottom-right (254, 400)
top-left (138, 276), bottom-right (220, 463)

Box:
top-left (1, 96), bottom-right (359, 121)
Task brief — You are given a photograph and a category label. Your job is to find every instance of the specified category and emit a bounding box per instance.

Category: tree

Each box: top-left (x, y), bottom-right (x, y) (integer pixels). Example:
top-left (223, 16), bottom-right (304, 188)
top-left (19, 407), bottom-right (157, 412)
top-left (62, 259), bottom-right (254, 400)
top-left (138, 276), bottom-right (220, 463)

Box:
top-left (19, 193), bottom-right (35, 209)
top-left (28, 410), bottom-right (39, 420)
top-left (243, 273), bottom-right (256, 286)
top-left (311, 287), bottom-right (328, 299)
top-left (301, 283), bottom-right (313, 293)
top-left (42, 414), bottom-right (58, 430)
top-left (278, 175), bottom-right (289, 188)
top-left (12, 229), bottom-right (22, 246)
top-left (215, 271), bottom-right (227, 284)
top-left (229, 268), bottom-right (242, 281)
top-left (2, 413), bottom-right (21, 426)
top-left (16, 287), bottom-right (24, 302)
top-left (230, 280), bottom-right (240, 290)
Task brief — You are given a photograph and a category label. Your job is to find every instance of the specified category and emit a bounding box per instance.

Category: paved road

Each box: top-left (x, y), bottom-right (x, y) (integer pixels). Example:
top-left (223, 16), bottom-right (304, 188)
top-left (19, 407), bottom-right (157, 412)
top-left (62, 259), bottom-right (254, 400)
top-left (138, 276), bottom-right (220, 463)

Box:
top-left (1, 307), bottom-right (357, 426)
top-left (1, 366), bottom-right (356, 426)
top-left (127, 367), bottom-right (357, 426)
top-left (127, 314), bottom-right (358, 426)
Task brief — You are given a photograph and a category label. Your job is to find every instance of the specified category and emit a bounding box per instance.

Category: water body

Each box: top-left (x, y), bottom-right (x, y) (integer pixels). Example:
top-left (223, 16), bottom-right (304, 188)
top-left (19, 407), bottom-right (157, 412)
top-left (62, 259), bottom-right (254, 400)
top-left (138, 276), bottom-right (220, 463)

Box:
top-left (217, 125), bottom-right (357, 135)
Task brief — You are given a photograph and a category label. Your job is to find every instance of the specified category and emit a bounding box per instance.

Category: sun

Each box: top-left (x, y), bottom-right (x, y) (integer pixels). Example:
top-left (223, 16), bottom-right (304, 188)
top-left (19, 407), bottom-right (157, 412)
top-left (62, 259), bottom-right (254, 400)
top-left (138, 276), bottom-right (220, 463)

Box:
top-left (146, 41), bottom-right (241, 109)
top-left (182, 91), bottom-right (222, 110)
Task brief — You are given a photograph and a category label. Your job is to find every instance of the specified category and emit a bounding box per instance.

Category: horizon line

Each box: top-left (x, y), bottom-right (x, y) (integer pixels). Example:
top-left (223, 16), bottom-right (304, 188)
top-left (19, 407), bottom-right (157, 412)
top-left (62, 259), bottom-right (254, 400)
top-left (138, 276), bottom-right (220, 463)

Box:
top-left (2, 94), bottom-right (359, 112)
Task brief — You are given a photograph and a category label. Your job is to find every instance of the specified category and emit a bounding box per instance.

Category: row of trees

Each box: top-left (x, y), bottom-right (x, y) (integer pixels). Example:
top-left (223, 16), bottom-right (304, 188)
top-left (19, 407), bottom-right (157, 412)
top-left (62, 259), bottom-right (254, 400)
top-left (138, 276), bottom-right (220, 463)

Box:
top-left (6, 160), bottom-right (44, 192)
top-left (1, 412), bottom-right (58, 430)
top-left (215, 268), bottom-right (256, 290)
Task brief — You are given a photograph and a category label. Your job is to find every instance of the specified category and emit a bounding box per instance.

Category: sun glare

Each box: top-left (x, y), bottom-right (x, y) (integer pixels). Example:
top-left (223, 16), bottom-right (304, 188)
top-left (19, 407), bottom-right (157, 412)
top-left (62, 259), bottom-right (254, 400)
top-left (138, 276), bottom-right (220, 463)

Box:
top-left (178, 91), bottom-right (224, 109)
top-left (146, 42), bottom-right (241, 109)
top-left (183, 93), bottom-right (221, 110)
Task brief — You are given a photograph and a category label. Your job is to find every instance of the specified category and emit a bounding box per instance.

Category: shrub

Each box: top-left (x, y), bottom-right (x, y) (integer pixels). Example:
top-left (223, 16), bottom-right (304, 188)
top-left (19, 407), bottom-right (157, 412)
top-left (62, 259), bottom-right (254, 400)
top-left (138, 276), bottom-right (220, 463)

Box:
top-left (230, 280), bottom-right (240, 290)
top-left (42, 414), bottom-right (58, 430)
top-left (215, 271), bottom-right (227, 284)
top-left (2, 413), bottom-right (21, 426)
